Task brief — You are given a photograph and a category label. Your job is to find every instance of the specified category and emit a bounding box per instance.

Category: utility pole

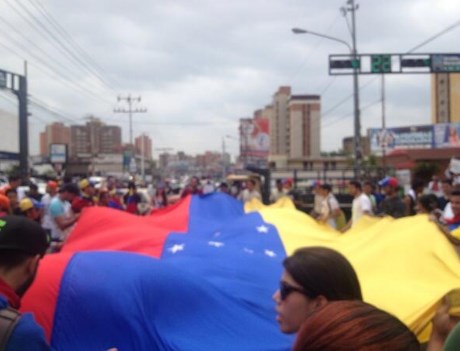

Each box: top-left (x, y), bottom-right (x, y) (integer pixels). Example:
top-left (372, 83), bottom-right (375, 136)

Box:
top-left (20, 61), bottom-right (29, 178)
top-left (381, 75), bottom-right (386, 171)
top-left (345, 0), bottom-right (362, 178)
top-left (221, 136), bottom-right (226, 178)
top-left (114, 94), bottom-right (147, 146)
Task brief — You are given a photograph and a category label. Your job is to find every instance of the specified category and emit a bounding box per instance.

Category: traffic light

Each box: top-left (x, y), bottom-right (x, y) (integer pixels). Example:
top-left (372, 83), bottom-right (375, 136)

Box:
top-left (329, 59), bottom-right (360, 69)
top-left (401, 58), bottom-right (431, 68)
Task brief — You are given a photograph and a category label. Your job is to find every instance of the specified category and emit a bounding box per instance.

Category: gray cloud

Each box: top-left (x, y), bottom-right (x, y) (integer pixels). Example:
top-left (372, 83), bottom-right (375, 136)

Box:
top-left (0, 0), bottom-right (459, 158)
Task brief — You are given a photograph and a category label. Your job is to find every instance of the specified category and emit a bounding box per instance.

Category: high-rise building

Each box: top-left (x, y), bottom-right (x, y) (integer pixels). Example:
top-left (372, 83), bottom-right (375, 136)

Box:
top-left (39, 122), bottom-right (70, 157)
top-left (431, 73), bottom-right (460, 123)
top-left (268, 87), bottom-right (321, 168)
top-left (69, 117), bottom-right (121, 157)
top-left (270, 86), bottom-right (291, 156)
top-left (288, 95), bottom-right (321, 159)
top-left (134, 134), bottom-right (152, 159)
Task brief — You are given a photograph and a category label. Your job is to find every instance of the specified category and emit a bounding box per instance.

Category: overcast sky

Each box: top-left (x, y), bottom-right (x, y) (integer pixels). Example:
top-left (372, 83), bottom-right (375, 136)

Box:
top-left (0, 0), bottom-right (459, 158)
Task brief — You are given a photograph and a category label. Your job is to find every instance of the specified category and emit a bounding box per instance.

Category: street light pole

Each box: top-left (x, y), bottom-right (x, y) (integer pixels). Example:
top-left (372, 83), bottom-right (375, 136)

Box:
top-left (348, 0), bottom-right (362, 178)
top-left (292, 0), bottom-right (362, 178)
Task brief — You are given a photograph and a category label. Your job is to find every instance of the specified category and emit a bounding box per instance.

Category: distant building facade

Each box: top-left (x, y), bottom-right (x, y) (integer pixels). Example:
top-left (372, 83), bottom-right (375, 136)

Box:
top-left (69, 117), bottom-right (121, 157)
top-left (134, 134), bottom-right (152, 160)
top-left (267, 87), bottom-right (322, 168)
top-left (288, 95), bottom-right (321, 159)
top-left (431, 73), bottom-right (460, 123)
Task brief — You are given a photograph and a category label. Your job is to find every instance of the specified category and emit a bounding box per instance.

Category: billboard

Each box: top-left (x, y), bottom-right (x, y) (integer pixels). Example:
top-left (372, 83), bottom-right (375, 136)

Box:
top-left (368, 125), bottom-right (433, 154)
top-left (433, 123), bottom-right (460, 148)
top-left (49, 144), bottom-right (68, 164)
top-left (239, 117), bottom-right (269, 159)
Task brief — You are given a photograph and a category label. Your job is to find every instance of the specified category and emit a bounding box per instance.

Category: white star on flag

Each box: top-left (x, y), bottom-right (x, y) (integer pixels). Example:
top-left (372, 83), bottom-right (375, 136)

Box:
top-left (208, 241), bottom-right (224, 248)
top-left (243, 248), bottom-right (255, 254)
top-left (256, 225), bottom-right (269, 234)
top-left (168, 244), bottom-right (185, 254)
top-left (264, 250), bottom-right (277, 258)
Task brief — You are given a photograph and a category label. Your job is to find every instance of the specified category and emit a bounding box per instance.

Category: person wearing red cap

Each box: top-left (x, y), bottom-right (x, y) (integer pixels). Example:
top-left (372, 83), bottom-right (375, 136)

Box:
top-left (378, 177), bottom-right (406, 218)
top-left (0, 216), bottom-right (51, 350)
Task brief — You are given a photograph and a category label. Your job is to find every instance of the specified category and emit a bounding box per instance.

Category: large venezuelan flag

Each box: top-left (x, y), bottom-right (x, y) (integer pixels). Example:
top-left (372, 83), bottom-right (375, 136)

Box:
top-left (21, 193), bottom-right (460, 350)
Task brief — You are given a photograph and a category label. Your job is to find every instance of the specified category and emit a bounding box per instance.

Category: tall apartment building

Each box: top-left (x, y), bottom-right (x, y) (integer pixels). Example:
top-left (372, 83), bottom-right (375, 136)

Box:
top-left (70, 118), bottom-right (122, 157)
top-left (431, 73), bottom-right (460, 123)
top-left (39, 122), bottom-right (70, 157)
top-left (134, 134), bottom-right (152, 159)
top-left (268, 87), bottom-right (321, 168)
top-left (288, 95), bottom-right (321, 159)
top-left (270, 86), bottom-right (291, 156)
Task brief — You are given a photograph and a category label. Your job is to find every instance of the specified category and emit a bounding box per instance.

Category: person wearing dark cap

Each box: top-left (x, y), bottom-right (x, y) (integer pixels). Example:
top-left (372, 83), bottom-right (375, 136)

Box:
top-left (48, 183), bottom-right (80, 242)
top-left (377, 176), bottom-right (406, 218)
top-left (0, 216), bottom-right (51, 350)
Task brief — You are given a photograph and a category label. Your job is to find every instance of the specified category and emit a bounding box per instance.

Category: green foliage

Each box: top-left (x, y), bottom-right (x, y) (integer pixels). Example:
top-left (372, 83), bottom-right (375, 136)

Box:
top-left (413, 162), bottom-right (440, 183)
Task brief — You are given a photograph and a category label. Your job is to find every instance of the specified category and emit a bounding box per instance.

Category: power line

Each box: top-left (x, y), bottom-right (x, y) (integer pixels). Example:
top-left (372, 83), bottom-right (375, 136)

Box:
top-left (28, 96), bottom-right (83, 124)
top-left (407, 18), bottom-right (460, 53)
top-left (10, 0), bottom-right (117, 94)
top-left (0, 14), bottom-right (113, 99)
top-left (0, 39), bottom-right (114, 106)
top-left (289, 12), bottom-right (342, 83)
top-left (322, 98), bottom-right (381, 129)
top-left (3, 0), bottom-right (117, 98)
top-left (26, 0), bottom-right (123, 91)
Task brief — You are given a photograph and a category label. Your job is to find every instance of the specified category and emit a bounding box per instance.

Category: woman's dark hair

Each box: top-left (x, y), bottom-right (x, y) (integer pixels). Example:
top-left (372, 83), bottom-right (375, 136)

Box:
top-left (283, 247), bottom-right (362, 301)
top-left (293, 300), bottom-right (419, 351)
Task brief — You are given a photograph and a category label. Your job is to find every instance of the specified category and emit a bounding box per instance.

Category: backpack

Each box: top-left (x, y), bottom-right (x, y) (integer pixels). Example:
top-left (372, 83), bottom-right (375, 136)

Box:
top-left (327, 196), bottom-right (346, 230)
top-left (0, 307), bottom-right (21, 350)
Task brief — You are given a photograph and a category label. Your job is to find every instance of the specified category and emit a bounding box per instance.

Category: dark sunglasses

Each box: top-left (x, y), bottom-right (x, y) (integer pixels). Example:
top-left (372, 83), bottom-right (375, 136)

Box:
top-left (279, 281), bottom-right (310, 301)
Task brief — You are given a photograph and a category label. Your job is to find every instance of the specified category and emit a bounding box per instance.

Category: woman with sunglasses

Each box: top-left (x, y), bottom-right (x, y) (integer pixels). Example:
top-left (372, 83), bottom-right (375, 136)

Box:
top-left (273, 246), bottom-right (362, 334)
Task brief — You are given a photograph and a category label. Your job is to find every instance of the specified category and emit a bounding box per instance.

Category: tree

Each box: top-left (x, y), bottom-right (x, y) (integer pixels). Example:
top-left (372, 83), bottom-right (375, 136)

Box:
top-left (413, 161), bottom-right (440, 184)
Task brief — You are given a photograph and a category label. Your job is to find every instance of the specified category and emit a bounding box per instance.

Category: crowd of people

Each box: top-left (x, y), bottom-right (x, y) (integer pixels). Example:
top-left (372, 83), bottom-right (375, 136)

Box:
top-left (0, 170), bottom-right (460, 349)
top-left (307, 175), bottom-right (460, 236)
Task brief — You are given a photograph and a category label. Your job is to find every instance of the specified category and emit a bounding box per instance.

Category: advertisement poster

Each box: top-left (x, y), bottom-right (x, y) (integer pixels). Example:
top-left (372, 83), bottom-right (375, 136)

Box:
top-left (368, 125), bottom-right (433, 154)
top-left (433, 123), bottom-right (460, 148)
top-left (49, 144), bottom-right (68, 164)
top-left (239, 117), bottom-right (270, 158)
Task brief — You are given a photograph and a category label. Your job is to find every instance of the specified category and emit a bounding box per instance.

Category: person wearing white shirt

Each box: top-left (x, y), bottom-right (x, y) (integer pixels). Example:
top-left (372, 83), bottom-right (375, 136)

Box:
top-left (342, 180), bottom-right (372, 232)
top-left (318, 184), bottom-right (340, 229)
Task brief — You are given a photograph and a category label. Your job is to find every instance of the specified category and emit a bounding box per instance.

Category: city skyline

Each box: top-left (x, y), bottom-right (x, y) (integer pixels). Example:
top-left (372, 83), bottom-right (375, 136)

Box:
top-left (0, 0), bottom-right (459, 159)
